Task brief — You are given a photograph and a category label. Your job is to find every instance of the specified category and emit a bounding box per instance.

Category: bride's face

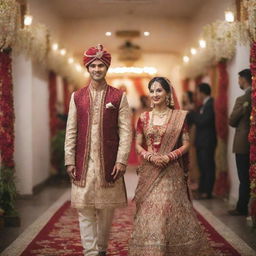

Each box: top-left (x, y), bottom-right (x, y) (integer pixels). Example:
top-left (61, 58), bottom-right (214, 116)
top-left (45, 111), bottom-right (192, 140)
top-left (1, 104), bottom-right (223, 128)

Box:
top-left (149, 81), bottom-right (168, 107)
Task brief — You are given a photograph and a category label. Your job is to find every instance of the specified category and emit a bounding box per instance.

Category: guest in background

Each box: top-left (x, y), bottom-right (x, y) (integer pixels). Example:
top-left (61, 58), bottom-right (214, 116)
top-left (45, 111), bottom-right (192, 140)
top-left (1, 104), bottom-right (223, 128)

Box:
top-left (228, 69), bottom-right (252, 216)
top-left (187, 83), bottom-right (217, 199)
top-left (182, 91), bottom-right (199, 191)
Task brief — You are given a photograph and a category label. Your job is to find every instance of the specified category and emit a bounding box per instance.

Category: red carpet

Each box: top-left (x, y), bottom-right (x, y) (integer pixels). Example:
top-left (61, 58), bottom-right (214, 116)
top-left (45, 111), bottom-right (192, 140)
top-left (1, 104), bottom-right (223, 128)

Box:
top-left (20, 201), bottom-right (241, 256)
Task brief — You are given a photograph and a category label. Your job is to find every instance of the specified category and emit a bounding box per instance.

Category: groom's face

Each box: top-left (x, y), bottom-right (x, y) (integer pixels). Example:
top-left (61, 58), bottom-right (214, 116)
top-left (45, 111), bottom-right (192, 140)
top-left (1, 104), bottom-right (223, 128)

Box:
top-left (88, 60), bottom-right (108, 81)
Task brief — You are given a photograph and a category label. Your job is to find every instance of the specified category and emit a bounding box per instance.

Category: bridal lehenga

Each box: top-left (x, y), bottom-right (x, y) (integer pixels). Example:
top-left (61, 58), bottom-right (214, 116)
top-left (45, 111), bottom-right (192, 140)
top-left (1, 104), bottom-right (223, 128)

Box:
top-left (128, 110), bottom-right (219, 256)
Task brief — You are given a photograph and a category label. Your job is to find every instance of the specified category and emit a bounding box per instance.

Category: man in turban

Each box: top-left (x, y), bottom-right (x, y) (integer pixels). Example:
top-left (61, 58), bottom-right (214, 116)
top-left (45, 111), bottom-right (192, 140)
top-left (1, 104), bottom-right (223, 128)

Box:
top-left (65, 44), bottom-right (132, 256)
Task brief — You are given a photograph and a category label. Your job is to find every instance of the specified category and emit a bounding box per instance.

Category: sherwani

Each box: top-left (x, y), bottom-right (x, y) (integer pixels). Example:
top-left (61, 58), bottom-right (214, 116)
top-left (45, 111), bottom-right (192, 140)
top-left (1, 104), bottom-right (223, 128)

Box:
top-left (65, 84), bottom-right (132, 255)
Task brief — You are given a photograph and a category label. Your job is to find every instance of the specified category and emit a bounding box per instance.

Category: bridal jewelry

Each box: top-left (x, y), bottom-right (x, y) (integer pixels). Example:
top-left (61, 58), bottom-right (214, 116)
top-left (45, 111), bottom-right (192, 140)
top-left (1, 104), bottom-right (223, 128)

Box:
top-left (150, 108), bottom-right (170, 146)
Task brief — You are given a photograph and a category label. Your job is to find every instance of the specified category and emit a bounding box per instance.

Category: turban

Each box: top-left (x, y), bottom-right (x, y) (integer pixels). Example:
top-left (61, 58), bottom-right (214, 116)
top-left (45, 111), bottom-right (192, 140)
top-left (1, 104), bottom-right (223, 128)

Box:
top-left (83, 44), bottom-right (111, 68)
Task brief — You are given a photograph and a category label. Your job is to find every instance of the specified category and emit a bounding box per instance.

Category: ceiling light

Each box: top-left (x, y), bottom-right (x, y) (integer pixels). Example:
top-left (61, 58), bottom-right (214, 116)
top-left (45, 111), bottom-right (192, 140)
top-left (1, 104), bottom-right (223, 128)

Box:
top-left (24, 15), bottom-right (33, 26)
top-left (68, 57), bottom-right (74, 64)
top-left (76, 64), bottom-right (82, 72)
top-left (60, 49), bottom-right (66, 56)
top-left (183, 56), bottom-right (190, 63)
top-left (225, 11), bottom-right (234, 22)
top-left (199, 39), bottom-right (206, 48)
top-left (105, 32), bottom-right (112, 36)
top-left (52, 43), bottom-right (59, 51)
top-left (144, 31), bottom-right (150, 36)
top-left (190, 48), bottom-right (197, 55)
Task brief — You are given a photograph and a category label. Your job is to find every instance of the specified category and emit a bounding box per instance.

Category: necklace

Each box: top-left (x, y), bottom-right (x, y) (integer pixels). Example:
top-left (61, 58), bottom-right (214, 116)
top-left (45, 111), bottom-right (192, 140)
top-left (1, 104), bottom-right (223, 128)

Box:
top-left (151, 108), bottom-right (170, 125)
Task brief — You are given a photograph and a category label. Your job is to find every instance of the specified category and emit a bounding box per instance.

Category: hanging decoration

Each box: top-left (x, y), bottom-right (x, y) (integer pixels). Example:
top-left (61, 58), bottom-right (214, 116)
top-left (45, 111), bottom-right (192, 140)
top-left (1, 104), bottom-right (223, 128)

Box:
top-left (0, 0), bottom-right (20, 51)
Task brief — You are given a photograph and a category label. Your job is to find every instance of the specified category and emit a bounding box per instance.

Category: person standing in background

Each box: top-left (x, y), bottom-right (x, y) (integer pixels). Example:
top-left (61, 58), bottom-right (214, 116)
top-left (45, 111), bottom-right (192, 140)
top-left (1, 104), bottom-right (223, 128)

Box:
top-left (228, 69), bottom-right (252, 216)
top-left (187, 83), bottom-right (217, 199)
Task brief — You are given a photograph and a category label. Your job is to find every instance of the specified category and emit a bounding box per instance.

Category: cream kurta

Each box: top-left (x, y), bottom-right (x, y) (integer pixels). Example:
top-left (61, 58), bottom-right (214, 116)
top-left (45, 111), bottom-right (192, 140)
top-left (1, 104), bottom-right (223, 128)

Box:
top-left (65, 85), bottom-right (132, 209)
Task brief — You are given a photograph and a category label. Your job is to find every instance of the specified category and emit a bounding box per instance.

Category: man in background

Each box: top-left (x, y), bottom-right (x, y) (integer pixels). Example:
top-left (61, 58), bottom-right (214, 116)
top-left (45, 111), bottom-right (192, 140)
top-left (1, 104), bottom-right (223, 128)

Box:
top-left (187, 83), bottom-right (217, 199)
top-left (228, 69), bottom-right (252, 216)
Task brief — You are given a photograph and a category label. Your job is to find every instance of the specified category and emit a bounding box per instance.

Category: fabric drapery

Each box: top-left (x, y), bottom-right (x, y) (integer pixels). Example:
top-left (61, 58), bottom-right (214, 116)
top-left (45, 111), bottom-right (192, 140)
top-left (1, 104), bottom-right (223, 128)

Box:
top-left (213, 60), bottom-right (230, 197)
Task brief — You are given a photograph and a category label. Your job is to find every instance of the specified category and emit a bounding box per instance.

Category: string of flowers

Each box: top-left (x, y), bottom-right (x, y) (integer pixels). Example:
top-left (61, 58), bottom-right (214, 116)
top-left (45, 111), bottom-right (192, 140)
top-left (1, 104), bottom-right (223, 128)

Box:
top-left (0, 0), bottom-right (20, 50)
top-left (243, 0), bottom-right (256, 42)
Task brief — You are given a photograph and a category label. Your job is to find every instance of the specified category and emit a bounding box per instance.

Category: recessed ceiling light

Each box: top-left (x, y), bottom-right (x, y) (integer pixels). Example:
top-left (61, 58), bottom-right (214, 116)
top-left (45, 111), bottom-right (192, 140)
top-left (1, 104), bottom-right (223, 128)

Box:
top-left (52, 43), bottom-right (58, 51)
top-left (144, 31), bottom-right (150, 36)
top-left (68, 57), bottom-right (74, 64)
top-left (190, 48), bottom-right (197, 55)
top-left (105, 32), bottom-right (112, 36)
top-left (199, 39), bottom-right (206, 48)
top-left (60, 49), bottom-right (66, 56)
top-left (225, 11), bottom-right (234, 22)
top-left (183, 56), bottom-right (190, 63)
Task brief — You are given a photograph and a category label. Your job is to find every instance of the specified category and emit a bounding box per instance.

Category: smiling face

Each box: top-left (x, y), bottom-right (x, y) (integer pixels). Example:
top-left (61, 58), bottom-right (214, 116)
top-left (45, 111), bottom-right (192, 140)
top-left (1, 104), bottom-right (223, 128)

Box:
top-left (149, 81), bottom-right (169, 107)
top-left (87, 59), bottom-right (108, 81)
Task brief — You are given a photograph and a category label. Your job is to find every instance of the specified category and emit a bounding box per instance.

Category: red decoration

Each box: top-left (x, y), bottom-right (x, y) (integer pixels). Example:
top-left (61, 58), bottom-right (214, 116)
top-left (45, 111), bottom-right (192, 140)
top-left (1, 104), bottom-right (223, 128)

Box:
top-left (195, 75), bottom-right (203, 87)
top-left (214, 60), bottom-right (229, 197)
top-left (249, 41), bottom-right (256, 225)
top-left (182, 78), bottom-right (189, 92)
top-left (215, 61), bottom-right (229, 141)
top-left (0, 49), bottom-right (15, 168)
top-left (48, 71), bottom-right (58, 137)
top-left (63, 78), bottom-right (70, 115)
top-left (133, 77), bottom-right (146, 96)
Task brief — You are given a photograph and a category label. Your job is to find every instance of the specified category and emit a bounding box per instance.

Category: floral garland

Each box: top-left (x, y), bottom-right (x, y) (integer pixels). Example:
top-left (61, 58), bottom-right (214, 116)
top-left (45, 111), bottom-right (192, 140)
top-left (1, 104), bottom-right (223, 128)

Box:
top-left (0, 0), bottom-right (20, 50)
top-left (0, 49), bottom-right (18, 217)
top-left (0, 49), bottom-right (15, 168)
top-left (243, 0), bottom-right (256, 42)
top-left (249, 42), bottom-right (256, 225)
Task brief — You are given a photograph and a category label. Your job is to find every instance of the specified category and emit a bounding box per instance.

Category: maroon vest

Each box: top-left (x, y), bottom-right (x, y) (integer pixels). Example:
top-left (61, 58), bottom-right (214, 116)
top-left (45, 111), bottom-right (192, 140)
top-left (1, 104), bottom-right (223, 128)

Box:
top-left (73, 85), bottom-right (123, 187)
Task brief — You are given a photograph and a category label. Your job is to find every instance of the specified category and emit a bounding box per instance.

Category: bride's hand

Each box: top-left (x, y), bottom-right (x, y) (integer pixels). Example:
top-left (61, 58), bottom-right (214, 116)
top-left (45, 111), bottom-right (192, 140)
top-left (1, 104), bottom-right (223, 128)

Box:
top-left (151, 155), bottom-right (168, 168)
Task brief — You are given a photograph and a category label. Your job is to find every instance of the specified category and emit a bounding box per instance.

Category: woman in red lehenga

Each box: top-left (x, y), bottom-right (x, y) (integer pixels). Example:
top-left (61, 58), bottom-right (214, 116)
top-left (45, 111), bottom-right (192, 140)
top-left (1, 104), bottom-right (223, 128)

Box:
top-left (128, 77), bottom-right (219, 256)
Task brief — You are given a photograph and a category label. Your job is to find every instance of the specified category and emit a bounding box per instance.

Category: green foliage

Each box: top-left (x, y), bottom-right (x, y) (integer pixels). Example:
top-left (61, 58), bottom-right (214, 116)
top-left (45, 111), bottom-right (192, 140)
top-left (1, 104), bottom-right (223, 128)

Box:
top-left (51, 130), bottom-right (66, 177)
top-left (0, 166), bottom-right (18, 216)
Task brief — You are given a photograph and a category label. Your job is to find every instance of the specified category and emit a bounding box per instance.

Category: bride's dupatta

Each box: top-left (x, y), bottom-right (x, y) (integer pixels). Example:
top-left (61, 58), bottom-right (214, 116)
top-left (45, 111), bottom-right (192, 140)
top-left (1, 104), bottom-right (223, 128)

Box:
top-left (133, 109), bottom-right (187, 208)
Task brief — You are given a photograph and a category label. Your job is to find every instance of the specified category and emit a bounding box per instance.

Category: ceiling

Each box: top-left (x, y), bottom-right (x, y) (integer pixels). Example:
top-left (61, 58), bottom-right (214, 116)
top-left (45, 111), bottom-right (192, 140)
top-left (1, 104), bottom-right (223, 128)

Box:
top-left (47, 0), bottom-right (205, 19)
top-left (29, 0), bottom-right (232, 59)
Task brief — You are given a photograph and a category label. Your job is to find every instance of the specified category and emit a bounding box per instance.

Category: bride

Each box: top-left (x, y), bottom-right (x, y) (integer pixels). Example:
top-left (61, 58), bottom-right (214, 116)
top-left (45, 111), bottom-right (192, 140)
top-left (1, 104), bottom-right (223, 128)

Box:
top-left (128, 77), bottom-right (218, 256)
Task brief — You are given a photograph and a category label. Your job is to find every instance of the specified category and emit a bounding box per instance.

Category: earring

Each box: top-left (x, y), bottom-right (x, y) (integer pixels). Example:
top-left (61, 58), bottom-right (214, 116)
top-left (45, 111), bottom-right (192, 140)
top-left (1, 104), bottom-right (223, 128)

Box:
top-left (170, 94), bottom-right (174, 108)
top-left (166, 96), bottom-right (170, 106)
top-left (150, 101), bottom-right (155, 108)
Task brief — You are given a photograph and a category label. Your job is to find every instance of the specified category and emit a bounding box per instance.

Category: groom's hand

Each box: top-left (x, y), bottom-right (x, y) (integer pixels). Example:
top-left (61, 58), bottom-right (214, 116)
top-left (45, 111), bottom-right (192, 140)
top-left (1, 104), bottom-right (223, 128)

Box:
top-left (111, 162), bottom-right (126, 180)
top-left (67, 165), bottom-right (76, 180)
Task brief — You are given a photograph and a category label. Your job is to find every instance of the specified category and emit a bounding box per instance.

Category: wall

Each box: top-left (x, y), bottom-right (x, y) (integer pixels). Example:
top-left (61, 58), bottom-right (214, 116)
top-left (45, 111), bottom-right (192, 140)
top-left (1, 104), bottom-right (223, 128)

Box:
top-left (13, 54), bottom-right (34, 195)
top-left (31, 63), bottom-right (50, 188)
top-left (12, 54), bottom-right (50, 195)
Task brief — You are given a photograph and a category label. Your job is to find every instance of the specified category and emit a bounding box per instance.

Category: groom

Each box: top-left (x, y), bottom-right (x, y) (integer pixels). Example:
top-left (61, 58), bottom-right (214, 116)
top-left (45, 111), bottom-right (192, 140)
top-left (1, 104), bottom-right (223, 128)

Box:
top-left (65, 44), bottom-right (132, 256)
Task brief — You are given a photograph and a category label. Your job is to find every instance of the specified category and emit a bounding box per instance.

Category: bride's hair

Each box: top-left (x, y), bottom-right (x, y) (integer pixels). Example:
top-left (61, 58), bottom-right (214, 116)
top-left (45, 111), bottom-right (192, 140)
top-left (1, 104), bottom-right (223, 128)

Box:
top-left (148, 77), bottom-right (171, 93)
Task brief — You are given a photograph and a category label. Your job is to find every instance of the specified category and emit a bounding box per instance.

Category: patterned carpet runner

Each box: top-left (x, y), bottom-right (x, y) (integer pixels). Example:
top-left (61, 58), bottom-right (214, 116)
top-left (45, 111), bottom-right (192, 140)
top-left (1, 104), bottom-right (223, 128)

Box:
top-left (19, 201), bottom-right (241, 256)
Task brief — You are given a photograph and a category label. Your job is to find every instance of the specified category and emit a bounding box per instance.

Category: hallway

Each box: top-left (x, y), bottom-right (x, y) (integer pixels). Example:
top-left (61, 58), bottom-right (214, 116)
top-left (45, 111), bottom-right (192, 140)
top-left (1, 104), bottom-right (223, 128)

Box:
top-left (1, 167), bottom-right (255, 255)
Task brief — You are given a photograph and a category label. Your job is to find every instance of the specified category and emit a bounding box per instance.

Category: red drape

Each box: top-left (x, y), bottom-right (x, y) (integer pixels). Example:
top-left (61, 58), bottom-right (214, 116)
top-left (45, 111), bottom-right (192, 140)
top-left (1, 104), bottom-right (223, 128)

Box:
top-left (133, 77), bottom-right (146, 96)
top-left (195, 75), bottom-right (203, 87)
top-left (249, 42), bottom-right (256, 225)
top-left (63, 78), bottom-right (70, 115)
top-left (215, 61), bottom-right (229, 141)
top-left (48, 71), bottom-right (58, 137)
top-left (214, 60), bottom-right (229, 197)
top-left (0, 49), bottom-right (15, 168)
top-left (182, 78), bottom-right (189, 92)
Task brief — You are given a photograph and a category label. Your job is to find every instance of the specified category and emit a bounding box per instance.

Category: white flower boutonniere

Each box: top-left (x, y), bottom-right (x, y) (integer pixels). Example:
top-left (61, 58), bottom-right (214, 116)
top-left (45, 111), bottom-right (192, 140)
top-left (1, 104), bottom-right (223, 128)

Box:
top-left (243, 101), bottom-right (249, 108)
top-left (106, 102), bottom-right (116, 109)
